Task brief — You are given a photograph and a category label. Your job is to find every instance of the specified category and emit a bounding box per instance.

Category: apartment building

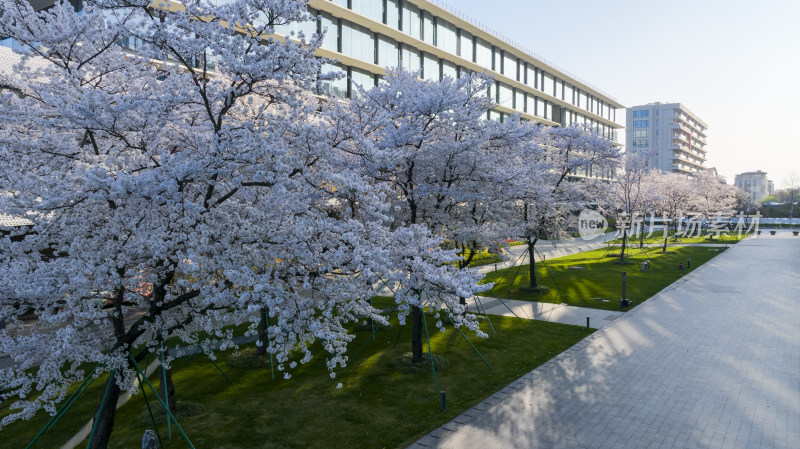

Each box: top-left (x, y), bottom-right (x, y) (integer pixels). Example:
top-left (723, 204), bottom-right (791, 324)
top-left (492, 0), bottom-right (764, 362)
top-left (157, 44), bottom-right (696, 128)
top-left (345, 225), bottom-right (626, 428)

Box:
top-left (734, 171), bottom-right (774, 203)
top-left (3, 0), bottom-right (624, 179)
top-left (626, 102), bottom-right (708, 176)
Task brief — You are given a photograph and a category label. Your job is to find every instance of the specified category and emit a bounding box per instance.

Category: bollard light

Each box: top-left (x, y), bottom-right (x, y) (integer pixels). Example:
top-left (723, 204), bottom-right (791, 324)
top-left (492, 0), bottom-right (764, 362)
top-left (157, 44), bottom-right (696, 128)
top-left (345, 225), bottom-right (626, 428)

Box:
top-left (687, 257), bottom-right (691, 269)
top-left (586, 316), bottom-right (590, 329)
top-left (441, 391), bottom-right (446, 412)
top-left (620, 271), bottom-right (627, 310)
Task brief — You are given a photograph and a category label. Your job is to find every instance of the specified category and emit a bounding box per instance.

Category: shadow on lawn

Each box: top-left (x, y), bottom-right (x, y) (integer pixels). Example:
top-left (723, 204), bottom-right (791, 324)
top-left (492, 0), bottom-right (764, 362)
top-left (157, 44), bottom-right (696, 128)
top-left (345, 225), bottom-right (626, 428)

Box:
top-left (481, 246), bottom-right (728, 311)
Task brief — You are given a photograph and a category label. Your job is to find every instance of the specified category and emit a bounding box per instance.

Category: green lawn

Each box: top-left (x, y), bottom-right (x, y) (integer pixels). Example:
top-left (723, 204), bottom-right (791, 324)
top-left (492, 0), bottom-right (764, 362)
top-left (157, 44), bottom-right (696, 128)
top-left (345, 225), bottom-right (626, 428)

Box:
top-left (0, 366), bottom-right (114, 449)
top-left (3, 313), bottom-right (592, 449)
top-left (607, 230), bottom-right (749, 245)
top-left (480, 245), bottom-right (728, 310)
top-left (458, 248), bottom-right (502, 268)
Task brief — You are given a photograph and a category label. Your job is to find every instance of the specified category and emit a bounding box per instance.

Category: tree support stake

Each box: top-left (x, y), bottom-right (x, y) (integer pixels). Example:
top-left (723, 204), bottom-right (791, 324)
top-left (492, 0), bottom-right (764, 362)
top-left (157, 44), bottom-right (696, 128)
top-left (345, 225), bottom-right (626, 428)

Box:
top-left (421, 310), bottom-right (440, 397)
top-left (128, 354), bottom-right (196, 449)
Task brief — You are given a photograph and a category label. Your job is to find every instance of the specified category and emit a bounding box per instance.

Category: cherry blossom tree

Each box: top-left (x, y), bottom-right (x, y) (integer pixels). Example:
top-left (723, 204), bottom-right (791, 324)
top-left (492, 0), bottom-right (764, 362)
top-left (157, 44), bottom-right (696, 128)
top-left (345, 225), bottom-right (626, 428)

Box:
top-left (609, 150), bottom-right (652, 263)
top-left (690, 170), bottom-right (737, 239)
top-left (336, 69), bottom-right (522, 363)
top-left (0, 0), bottom-right (392, 445)
top-left (516, 124), bottom-right (620, 287)
top-left (646, 171), bottom-right (695, 252)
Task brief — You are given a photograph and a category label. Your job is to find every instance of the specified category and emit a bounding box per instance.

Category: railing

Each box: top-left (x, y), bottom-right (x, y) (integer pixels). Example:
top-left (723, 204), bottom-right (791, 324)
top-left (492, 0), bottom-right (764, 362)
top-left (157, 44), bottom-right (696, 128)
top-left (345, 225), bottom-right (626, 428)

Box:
top-left (425, 0), bottom-right (619, 103)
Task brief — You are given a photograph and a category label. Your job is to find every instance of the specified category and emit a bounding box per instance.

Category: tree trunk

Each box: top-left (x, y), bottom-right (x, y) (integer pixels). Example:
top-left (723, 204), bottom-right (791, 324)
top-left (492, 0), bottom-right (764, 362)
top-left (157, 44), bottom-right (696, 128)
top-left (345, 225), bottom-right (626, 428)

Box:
top-left (87, 374), bottom-right (122, 449)
top-left (639, 216), bottom-right (646, 248)
top-left (527, 240), bottom-right (538, 289)
top-left (256, 307), bottom-right (268, 356)
top-left (619, 228), bottom-right (627, 263)
top-left (411, 305), bottom-right (423, 363)
top-left (160, 363), bottom-right (177, 415)
top-left (663, 219), bottom-right (669, 253)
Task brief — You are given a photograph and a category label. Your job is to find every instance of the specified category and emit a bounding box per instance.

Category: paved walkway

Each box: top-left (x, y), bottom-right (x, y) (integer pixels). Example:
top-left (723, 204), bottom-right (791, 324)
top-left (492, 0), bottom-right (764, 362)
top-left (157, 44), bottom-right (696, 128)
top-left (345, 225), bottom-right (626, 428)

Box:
top-left (409, 232), bottom-right (800, 449)
top-left (467, 297), bottom-right (623, 330)
top-left (475, 232), bottom-right (618, 276)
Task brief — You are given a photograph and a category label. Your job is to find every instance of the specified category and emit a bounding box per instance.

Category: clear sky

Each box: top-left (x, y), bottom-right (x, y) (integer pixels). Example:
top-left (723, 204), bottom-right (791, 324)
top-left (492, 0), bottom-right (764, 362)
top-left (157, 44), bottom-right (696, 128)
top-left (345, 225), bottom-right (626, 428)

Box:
top-left (440, 0), bottom-right (800, 188)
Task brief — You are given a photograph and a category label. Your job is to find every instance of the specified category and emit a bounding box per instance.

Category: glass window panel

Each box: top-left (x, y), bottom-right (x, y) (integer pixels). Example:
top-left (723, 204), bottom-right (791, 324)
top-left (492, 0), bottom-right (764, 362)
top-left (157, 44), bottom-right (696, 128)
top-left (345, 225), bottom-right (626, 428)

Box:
top-left (350, 67), bottom-right (375, 99)
top-left (341, 21), bottom-right (374, 62)
top-left (514, 90), bottom-right (525, 112)
top-left (401, 45), bottom-right (421, 74)
top-left (475, 38), bottom-right (491, 67)
top-left (386, 0), bottom-right (400, 28)
top-left (564, 83), bottom-right (574, 105)
top-left (318, 63), bottom-right (347, 99)
top-left (351, 0), bottom-right (383, 23)
top-left (273, 12), bottom-right (316, 39)
top-left (401, 2), bottom-right (420, 38)
top-left (441, 59), bottom-right (457, 80)
top-left (436, 18), bottom-right (457, 55)
top-left (497, 82), bottom-right (513, 108)
top-left (331, 0), bottom-right (347, 7)
top-left (543, 73), bottom-right (553, 96)
top-left (486, 81), bottom-right (495, 101)
top-left (422, 11), bottom-right (434, 45)
top-left (459, 30), bottom-right (472, 60)
top-left (526, 65), bottom-right (536, 88)
top-left (377, 35), bottom-right (398, 68)
top-left (555, 79), bottom-right (563, 99)
top-left (319, 13), bottom-right (337, 51)
top-left (423, 53), bottom-right (439, 81)
top-left (489, 110), bottom-right (502, 122)
top-left (633, 120), bottom-right (649, 127)
top-left (545, 102), bottom-right (552, 120)
top-left (536, 98), bottom-right (546, 118)
top-left (493, 48), bottom-right (502, 72)
top-left (503, 52), bottom-right (516, 78)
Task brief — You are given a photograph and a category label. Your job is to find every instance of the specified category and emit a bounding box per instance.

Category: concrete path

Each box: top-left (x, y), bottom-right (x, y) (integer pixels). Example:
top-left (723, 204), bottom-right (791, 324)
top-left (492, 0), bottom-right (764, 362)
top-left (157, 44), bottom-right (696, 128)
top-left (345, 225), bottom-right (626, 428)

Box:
top-left (409, 232), bottom-right (800, 449)
top-left (475, 232), bottom-right (618, 276)
top-left (468, 297), bottom-right (623, 330)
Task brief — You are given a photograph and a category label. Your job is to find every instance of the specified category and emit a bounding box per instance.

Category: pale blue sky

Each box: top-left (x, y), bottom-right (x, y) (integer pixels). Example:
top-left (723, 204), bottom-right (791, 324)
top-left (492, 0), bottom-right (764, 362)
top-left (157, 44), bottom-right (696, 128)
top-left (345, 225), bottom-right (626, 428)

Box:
top-left (443, 0), bottom-right (799, 187)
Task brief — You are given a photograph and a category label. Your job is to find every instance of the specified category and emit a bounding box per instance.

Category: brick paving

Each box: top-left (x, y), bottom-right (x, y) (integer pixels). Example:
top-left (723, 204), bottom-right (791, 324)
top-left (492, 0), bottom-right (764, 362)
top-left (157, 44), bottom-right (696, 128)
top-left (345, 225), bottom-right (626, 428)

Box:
top-left (408, 232), bottom-right (800, 449)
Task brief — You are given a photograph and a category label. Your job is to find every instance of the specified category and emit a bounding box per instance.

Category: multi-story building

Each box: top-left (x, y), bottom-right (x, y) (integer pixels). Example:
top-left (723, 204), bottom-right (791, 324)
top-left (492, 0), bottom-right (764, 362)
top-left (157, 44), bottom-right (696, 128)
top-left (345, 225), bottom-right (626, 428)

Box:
top-left (3, 0), bottom-right (624, 178)
top-left (734, 171), bottom-right (774, 203)
top-left (626, 102), bottom-right (707, 176)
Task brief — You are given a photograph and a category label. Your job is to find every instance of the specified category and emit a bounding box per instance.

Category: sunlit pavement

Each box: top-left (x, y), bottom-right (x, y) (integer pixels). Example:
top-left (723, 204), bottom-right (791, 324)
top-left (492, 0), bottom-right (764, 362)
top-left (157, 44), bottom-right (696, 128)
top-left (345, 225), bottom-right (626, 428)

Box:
top-left (466, 297), bottom-right (623, 330)
top-left (409, 232), bottom-right (800, 449)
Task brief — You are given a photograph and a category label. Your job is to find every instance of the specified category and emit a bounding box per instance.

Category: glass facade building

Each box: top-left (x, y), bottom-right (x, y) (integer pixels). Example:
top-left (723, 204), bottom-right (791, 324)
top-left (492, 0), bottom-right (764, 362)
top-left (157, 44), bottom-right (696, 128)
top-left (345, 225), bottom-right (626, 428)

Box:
top-left (2, 0), bottom-right (625, 179)
top-left (303, 0), bottom-right (624, 147)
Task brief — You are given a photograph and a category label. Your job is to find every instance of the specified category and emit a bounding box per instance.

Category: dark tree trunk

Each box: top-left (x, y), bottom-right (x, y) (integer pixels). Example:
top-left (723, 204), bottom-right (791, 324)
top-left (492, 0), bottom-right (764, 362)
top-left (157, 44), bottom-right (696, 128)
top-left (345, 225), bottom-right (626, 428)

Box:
top-left (411, 305), bottom-right (423, 363)
top-left (619, 228), bottom-right (627, 263)
top-left (639, 220), bottom-right (645, 248)
top-left (160, 363), bottom-right (177, 415)
top-left (663, 219), bottom-right (669, 253)
top-left (527, 238), bottom-right (538, 289)
top-left (87, 374), bottom-right (122, 449)
top-left (457, 242), bottom-right (475, 307)
top-left (256, 307), bottom-right (268, 356)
